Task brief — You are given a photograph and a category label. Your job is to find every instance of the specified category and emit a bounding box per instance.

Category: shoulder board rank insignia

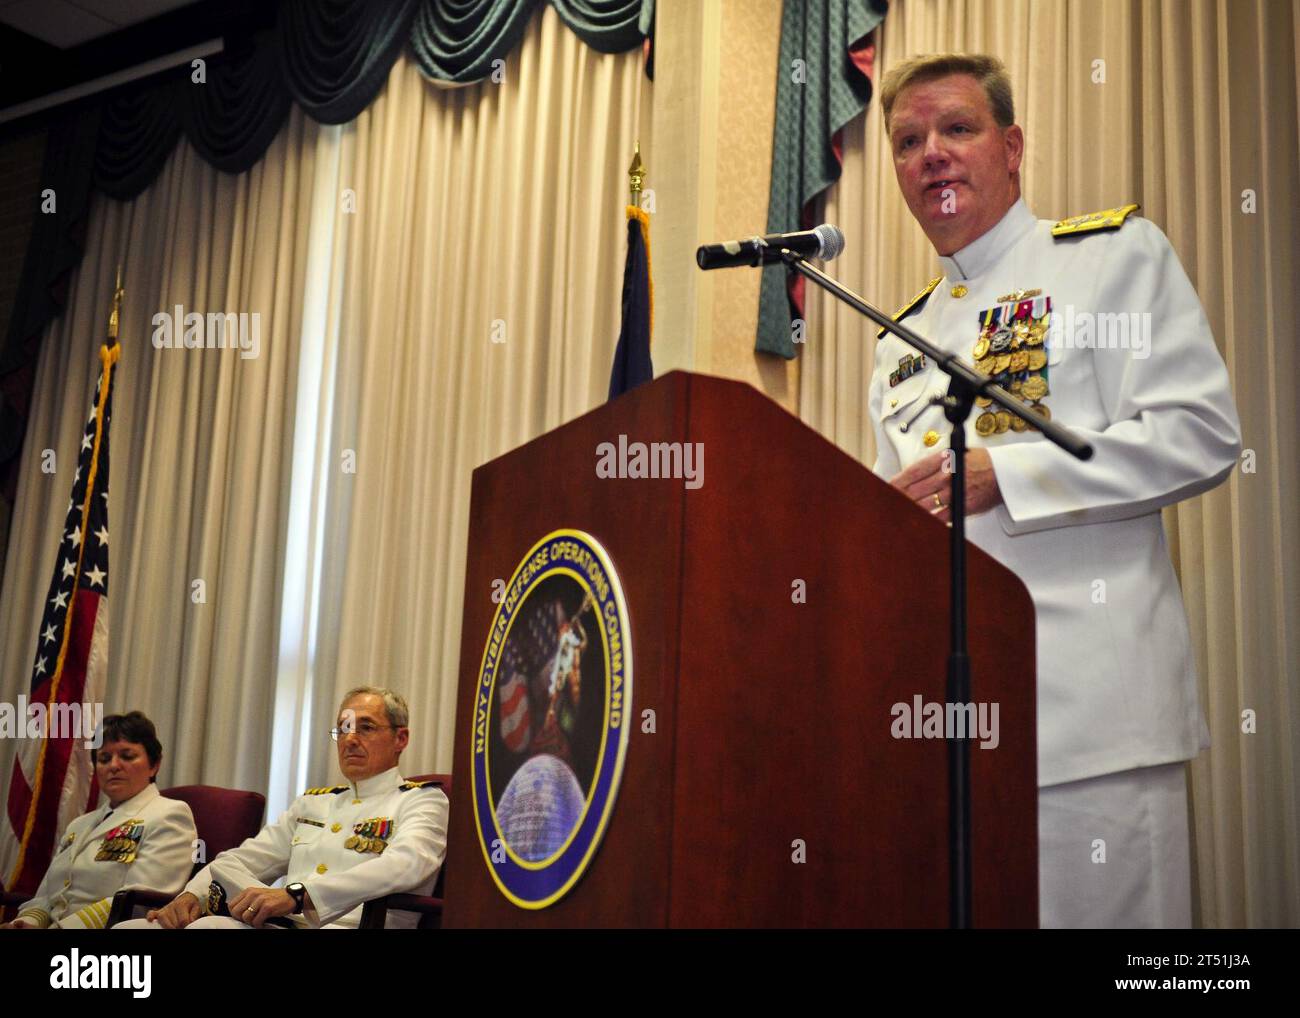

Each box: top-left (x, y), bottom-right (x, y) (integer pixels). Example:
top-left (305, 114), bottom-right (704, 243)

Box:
top-left (1051, 203), bottom-right (1141, 237)
top-left (399, 780), bottom-right (435, 792)
top-left (304, 785), bottom-right (349, 795)
top-left (877, 277), bottom-right (942, 339)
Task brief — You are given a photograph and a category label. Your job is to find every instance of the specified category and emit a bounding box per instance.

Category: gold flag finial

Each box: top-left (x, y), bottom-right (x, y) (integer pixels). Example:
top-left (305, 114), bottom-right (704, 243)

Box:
top-left (628, 141), bottom-right (645, 207)
top-left (107, 263), bottom-right (125, 342)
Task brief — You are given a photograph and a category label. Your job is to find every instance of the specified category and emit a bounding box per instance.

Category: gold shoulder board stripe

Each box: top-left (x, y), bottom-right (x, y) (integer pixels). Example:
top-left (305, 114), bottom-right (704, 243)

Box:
top-left (304, 785), bottom-right (348, 795)
top-left (399, 780), bottom-right (434, 792)
top-left (876, 276), bottom-right (943, 339)
top-left (1051, 203), bottom-right (1141, 237)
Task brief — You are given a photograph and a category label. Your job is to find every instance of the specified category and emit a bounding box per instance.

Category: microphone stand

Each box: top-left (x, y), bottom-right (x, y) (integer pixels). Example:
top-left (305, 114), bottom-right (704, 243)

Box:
top-left (779, 249), bottom-right (1092, 929)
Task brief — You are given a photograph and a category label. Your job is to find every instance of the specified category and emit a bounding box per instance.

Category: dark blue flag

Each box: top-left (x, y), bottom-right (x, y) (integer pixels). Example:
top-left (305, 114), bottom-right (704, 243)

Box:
top-left (607, 207), bottom-right (653, 399)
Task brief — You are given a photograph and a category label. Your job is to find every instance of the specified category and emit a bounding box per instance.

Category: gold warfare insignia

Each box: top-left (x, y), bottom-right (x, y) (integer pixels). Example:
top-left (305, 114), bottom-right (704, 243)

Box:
top-left (877, 277), bottom-right (942, 339)
top-left (972, 295), bottom-right (1052, 435)
top-left (1051, 203), bottom-right (1141, 237)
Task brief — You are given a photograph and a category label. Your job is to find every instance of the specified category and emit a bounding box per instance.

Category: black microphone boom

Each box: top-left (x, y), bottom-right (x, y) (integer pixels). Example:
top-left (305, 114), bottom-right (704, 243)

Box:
top-left (696, 224), bottom-right (845, 270)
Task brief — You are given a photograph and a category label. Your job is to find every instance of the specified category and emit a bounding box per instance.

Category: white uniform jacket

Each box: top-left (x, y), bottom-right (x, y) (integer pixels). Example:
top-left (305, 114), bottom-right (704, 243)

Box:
top-left (185, 766), bottom-right (448, 928)
top-left (868, 199), bottom-right (1241, 787)
top-left (17, 783), bottom-right (197, 929)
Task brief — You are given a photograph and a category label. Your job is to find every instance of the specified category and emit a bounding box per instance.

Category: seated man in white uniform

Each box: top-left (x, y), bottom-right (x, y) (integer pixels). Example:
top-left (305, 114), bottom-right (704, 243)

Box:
top-left (870, 54), bottom-right (1240, 927)
top-left (117, 687), bottom-right (448, 929)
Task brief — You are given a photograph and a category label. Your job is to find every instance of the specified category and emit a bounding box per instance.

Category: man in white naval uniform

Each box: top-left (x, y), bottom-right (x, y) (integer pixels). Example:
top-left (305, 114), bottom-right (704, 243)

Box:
top-left (870, 54), bottom-right (1240, 927)
top-left (118, 687), bottom-right (448, 929)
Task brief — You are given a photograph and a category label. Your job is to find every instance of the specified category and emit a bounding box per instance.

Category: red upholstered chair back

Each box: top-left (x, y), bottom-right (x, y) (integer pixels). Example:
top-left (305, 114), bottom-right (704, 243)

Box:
top-left (407, 773), bottom-right (452, 896)
top-left (162, 785), bottom-right (266, 874)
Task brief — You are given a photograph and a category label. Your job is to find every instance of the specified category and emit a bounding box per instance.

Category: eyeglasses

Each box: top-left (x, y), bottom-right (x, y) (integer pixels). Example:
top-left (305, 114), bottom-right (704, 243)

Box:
top-left (329, 722), bottom-right (397, 741)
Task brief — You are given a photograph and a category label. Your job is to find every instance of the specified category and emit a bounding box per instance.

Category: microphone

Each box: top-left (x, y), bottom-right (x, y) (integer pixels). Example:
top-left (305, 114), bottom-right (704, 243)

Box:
top-left (696, 224), bottom-right (845, 270)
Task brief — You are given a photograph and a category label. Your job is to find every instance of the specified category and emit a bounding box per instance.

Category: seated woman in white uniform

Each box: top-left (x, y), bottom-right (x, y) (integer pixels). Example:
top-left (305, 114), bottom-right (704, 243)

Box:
top-left (1, 712), bottom-right (197, 930)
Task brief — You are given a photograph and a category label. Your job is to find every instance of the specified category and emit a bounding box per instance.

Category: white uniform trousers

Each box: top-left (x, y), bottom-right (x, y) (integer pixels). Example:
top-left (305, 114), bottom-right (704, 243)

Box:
top-left (1039, 762), bottom-right (1192, 929)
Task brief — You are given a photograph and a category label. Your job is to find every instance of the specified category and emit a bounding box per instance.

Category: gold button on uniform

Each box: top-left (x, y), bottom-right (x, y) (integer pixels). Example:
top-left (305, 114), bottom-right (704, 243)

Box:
top-left (951, 284), bottom-right (968, 298)
top-left (923, 430), bottom-right (940, 447)
top-left (316, 863), bottom-right (328, 874)
top-left (890, 398), bottom-right (899, 408)
top-left (331, 823), bottom-right (341, 833)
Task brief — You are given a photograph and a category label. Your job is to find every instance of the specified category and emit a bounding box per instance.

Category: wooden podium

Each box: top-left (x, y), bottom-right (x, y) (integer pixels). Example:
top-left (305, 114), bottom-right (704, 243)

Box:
top-left (442, 371), bottom-right (1037, 928)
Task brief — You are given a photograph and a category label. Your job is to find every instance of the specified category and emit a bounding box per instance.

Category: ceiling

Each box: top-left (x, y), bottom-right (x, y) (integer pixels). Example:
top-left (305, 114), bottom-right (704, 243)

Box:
top-left (0, 0), bottom-right (201, 49)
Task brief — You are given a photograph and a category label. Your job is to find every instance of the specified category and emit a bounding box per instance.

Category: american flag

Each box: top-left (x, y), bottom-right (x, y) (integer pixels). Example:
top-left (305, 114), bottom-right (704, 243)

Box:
top-left (497, 599), bottom-right (564, 755)
top-left (2, 338), bottom-right (119, 900)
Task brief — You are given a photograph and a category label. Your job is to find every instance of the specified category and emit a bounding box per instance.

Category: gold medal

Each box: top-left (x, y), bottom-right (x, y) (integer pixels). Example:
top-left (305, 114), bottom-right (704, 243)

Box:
top-left (976, 356), bottom-right (996, 375)
top-left (1022, 375), bottom-right (1049, 400)
top-left (975, 395), bottom-right (992, 408)
top-left (1010, 414), bottom-right (1029, 433)
top-left (993, 353), bottom-right (1012, 374)
top-left (1030, 401), bottom-right (1052, 421)
top-left (1027, 349), bottom-right (1047, 371)
top-left (1009, 350), bottom-right (1029, 373)
top-left (1009, 379), bottom-right (1024, 395)
top-left (975, 412), bottom-right (997, 436)
top-left (345, 835), bottom-right (358, 850)
top-left (973, 338), bottom-right (990, 360)
top-left (994, 411), bottom-right (1012, 434)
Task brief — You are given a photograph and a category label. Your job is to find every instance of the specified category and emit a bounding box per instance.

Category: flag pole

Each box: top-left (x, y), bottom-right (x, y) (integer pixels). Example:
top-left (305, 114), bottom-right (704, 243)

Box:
top-left (628, 141), bottom-right (644, 209)
top-left (107, 263), bottom-right (124, 346)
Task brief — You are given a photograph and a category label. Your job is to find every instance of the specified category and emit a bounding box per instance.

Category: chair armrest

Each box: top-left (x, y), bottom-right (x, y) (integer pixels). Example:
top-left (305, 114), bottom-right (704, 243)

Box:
top-left (359, 893), bottom-right (443, 930)
top-left (108, 888), bottom-right (178, 927)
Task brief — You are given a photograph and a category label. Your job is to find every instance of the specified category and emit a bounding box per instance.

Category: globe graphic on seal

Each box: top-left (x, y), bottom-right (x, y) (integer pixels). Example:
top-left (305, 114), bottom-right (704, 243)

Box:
top-left (497, 753), bottom-right (585, 862)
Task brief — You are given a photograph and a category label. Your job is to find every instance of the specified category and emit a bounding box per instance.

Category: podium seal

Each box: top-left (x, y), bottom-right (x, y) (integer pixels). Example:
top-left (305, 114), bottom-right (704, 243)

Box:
top-left (471, 528), bottom-right (632, 908)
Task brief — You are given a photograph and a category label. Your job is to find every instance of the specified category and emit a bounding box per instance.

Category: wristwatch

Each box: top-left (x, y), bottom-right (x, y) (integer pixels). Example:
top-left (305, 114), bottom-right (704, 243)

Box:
top-left (285, 882), bottom-right (306, 914)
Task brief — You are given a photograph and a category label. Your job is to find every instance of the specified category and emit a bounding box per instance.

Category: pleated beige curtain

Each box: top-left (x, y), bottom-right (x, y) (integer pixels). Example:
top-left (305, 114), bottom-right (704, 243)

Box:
top-left (0, 4), bottom-right (650, 835)
top-left (0, 107), bottom-right (323, 807)
top-left (287, 11), bottom-right (652, 785)
top-left (801, 0), bottom-right (1300, 926)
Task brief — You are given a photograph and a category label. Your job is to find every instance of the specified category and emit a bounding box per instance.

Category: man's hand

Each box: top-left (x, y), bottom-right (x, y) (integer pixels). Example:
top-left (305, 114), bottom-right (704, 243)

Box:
top-left (891, 448), bottom-right (1003, 524)
top-left (0, 918), bottom-right (39, 929)
top-left (227, 887), bottom-right (296, 928)
top-left (146, 891), bottom-right (203, 929)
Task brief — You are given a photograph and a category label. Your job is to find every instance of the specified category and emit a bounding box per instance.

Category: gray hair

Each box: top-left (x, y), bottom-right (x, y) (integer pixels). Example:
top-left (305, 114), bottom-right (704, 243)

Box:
top-left (339, 687), bottom-right (410, 729)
